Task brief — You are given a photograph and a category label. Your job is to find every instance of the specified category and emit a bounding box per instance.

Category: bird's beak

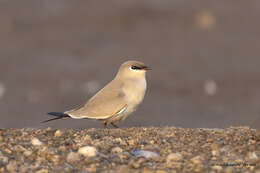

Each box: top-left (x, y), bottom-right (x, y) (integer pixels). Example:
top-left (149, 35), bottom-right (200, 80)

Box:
top-left (141, 66), bottom-right (151, 71)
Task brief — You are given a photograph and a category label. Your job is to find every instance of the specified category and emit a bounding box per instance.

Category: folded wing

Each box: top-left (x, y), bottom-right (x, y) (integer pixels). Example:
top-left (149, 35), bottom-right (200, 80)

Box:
top-left (65, 82), bottom-right (127, 120)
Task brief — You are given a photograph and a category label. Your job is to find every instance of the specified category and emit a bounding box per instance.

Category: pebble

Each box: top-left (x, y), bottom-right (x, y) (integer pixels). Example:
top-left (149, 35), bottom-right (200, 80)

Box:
top-left (191, 155), bottom-right (202, 164)
top-left (111, 147), bottom-right (123, 154)
top-left (6, 160), bottom-right (18, 173)
top-left (66, 152), bottom-right (81, 163)
top-left (0, 153), bottom-right (9, 164)
top-left (54, 130), bottom-right (62, 137)
top-left (155, 170), bottom-right (167, 173)
top-left (141, 168), bottom-right (154, 173)
top-left (23, 150), bottom-right (33, 157)
top-left (166, 153), bottom-right (183, 163)
top-left (128, 139), bottom-right (135, 146)
top-left (3, 148), bottom-right (12, 154)
top-left (82, 135), bottom-right (92, 143)
top-left (212, 165), bottom-right (222, 171)
top-left (31, 137), bottom-right (43, 146)
top-left (248, 151), bottom-right (258, 160)
top-left (211, 150), bottom-right (219, 156)
top-left (131, 150), bottom-right (160, 159)
top-left (78, 146), bottom-right (97, 157)
top-left (36, 169), bottom-right (49, 173)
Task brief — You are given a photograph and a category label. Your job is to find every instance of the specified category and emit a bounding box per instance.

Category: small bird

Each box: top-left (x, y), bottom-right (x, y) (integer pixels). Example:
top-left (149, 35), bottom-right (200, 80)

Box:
top-left (43, 60), bottom-right (150, 128)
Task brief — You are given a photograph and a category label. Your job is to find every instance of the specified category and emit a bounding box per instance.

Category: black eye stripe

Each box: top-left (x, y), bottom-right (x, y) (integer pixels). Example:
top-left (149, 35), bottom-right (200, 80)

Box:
top-left (131, 65), bottom-right (142, 70)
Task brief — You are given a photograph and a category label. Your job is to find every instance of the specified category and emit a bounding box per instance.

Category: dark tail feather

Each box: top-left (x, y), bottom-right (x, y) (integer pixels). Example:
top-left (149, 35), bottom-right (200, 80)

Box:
top-left (41, 112), bottom-right (70, 123)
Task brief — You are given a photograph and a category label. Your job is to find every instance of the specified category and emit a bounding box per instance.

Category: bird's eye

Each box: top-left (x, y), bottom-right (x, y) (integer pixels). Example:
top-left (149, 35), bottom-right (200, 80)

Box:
top-left (131, 65), bottom-right (141, 70)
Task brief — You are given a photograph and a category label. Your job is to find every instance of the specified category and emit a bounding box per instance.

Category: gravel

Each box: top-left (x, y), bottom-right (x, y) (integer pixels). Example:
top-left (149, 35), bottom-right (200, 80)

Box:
top-left (0, 127), bottom-right (259, 172)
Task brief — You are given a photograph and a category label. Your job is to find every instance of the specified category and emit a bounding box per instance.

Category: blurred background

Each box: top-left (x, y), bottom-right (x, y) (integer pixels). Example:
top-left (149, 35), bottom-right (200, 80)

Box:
top-left (0, 0), bottom-right (260, 129)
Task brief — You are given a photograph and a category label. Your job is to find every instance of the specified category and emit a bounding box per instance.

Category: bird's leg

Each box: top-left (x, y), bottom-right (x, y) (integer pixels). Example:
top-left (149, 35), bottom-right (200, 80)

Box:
top-left (111, 122), bottom-right (119, 128)
top-left (104, 122), bottom-right (108, 128)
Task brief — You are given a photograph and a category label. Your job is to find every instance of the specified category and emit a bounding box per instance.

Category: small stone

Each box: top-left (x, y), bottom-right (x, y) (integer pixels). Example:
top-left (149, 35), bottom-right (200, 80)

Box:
top-left (212, 165), bottom-right (222, 171)
top-left (131, 150), bottom-right (160, 159)
top-left (67, 152), bottom-right (81, 163)
top-left (6, 160), bottom-right (18, 173)
top-left (82, 135), bottom-right (92, 143)
top-left (155, 170), bottom-right (167, 173)
top-left (46, 154), bottom-right (60, 164)
top-left (78, 146), bottom-right (97, 157)
top-left (150, 140), bottom-right (155, 144)
top-left (212, 150), bottom-right (219, 156)
top-left (19, 165), bottom-right (28, 173)
top-left (23, 150), bottom-right (33, 157)
top-left (31, 137), bottom-right (43, 146)
top-left (142, 168), bottom-right (153, 173)
top-left (3, 148), bottom-right (12, 154)
top-left (0, 154), bottom-right (8, 164)
top-left (128, 159), bottom-right (141, 169)
top-left (116, 165), bottom-right (130, 173)
top-left (115, 138), bottom-right (127, 146)
top-left (36, 169), bottom-right (48, 173)
top-left (85, 166), bottom-right (97, 173)
top-left (248, 139), bottom-right (256, 144)
top-left (54, 130), bottom-right (62, 137)
top-left (13, 145), bottom-right (26, 152)
top-left (191, 155), bottom-right (202, 164)
top-left (118, 152), bottom-right (130, 160)
top-left (128, 139), bottom-right (135, 146)
top-left (111, 147), bottom-right (123, 154)
top-left (224, 167), bottom-right (233, 173)
top-left (166, 153), bottom-right (183, 163)
top-left (248, 152), bottom-right (258, 160)
top-left (59, 145), bottom-right (66, 152)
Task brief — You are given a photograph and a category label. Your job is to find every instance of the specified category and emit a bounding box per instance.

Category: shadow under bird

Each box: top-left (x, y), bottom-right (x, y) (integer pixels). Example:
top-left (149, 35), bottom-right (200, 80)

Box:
top-left (43, 60), bottom-right (151, 128)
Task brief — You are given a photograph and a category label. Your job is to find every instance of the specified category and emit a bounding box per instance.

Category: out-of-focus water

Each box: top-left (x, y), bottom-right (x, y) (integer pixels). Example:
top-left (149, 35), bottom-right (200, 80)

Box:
top-left (1, 0), bottom-right (260, 128)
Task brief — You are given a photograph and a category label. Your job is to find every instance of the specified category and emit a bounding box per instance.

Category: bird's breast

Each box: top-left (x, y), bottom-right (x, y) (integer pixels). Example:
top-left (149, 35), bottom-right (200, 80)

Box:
top-left (123, 78), bottom-right (147, 107)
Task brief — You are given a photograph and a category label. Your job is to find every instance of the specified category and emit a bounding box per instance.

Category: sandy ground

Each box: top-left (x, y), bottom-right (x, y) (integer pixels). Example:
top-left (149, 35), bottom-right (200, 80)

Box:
top-left (1, 1), bottom-right (260, 128)
top-left (0, 127), bottom-right (259, 173)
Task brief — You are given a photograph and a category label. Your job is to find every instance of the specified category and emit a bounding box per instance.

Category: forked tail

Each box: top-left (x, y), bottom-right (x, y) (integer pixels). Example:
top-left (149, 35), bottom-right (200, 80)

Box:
top-left (41, 112), bottom-right (70, 123)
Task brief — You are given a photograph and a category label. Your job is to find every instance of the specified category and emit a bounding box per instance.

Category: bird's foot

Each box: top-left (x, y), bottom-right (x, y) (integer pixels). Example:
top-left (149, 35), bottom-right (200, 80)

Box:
top-left (111, 122), bottom-right (119, 128)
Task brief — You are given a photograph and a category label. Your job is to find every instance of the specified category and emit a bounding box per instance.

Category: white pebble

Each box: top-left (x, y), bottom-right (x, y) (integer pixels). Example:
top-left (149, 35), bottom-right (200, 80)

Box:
top-left (31, 137), bottom-right (43, 146)
top-left (131, 150), bottom-right (159, 159)
top-left (78, 146), bottom-right (97, 157)
top-left (54, 130), bottom-right (62, 137)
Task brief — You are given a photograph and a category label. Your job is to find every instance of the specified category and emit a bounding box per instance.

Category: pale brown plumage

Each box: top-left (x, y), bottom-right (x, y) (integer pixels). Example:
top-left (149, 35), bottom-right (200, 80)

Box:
top-left (43, 60), bottom-right (150, 128)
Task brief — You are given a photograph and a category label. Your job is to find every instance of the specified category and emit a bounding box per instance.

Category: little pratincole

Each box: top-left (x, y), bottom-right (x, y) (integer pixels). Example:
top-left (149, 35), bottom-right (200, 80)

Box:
top-left (43, 60), bottom-right (150, 128)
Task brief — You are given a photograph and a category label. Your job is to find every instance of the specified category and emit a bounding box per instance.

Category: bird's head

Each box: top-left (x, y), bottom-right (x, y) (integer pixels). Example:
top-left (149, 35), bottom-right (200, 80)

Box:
top-left (116, 60), bottom-right (151, 80)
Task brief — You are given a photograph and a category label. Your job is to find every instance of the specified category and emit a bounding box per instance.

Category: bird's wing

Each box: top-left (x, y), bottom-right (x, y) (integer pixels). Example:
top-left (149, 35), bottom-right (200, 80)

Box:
top-left (65, 82), bottom-right (127, 119)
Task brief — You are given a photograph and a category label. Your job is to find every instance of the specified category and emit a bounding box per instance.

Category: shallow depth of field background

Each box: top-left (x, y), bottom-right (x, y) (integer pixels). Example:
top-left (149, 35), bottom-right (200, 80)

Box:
top-left (1, 0), bottom-right (260, 128)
